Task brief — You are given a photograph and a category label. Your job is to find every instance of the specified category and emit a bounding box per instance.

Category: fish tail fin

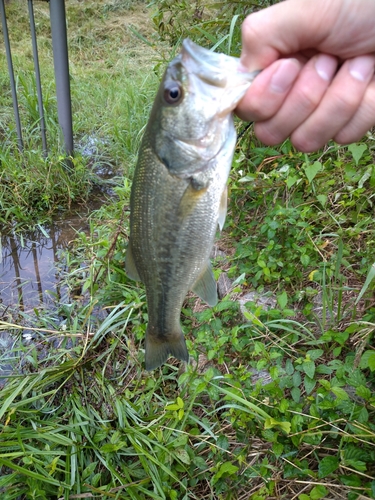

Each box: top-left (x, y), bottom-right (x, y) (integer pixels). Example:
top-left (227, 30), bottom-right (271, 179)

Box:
top-left (145, 330), bottom-right (189, 371)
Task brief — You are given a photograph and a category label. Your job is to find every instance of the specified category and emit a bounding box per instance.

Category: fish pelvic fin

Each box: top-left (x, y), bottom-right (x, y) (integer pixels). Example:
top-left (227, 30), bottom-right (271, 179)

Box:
top-left (125, 242), bottom-right (141, 281)
top-left (218, 185), bottom-right (228, 231)
top-left (192, 261), bottom-right (218, 307)
top-left (145, 329), bottom-right (189, 371)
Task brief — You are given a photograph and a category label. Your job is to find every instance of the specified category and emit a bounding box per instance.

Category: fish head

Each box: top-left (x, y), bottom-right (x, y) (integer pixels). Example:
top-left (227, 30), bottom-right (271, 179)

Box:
top-left (148, 39), bottom-right (259, 178)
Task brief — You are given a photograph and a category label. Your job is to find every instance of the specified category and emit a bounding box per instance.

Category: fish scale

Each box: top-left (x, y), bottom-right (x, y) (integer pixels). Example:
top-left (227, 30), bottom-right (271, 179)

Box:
top-left (125, 39), bottom-right (258, 370)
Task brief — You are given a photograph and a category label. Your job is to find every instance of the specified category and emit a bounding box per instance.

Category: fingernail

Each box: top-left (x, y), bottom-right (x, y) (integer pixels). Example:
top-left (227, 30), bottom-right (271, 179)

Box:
top-left (349, 55), bottom-right (375, 82)
top-left (315, 54), bottom-right (337, 81)
top-left (270, 59), bottom-right (300, 93)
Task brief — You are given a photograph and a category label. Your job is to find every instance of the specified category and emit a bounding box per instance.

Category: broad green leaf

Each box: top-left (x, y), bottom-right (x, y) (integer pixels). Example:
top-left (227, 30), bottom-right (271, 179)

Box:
top-left (307, 349), bottom-right (324, 360)
top-left (359, 351), bottom-right (375, 371)
top-left (100, 442), bottom-right (126, 453)
top-left (305, 161), bottom-right (322, 183)
top-left (291, 387), bottom-right (301, 402)
top-left (304, 375), bottom-right (316, 395)
top-left (165, 403), bottom-right (181, 411)
top-left (300, 254), bottom-right (310, 267)
top-left (285, 359), bottom-right (294, 375)
top-left (174, 448), bottom-right (191, 465)
top-left (344, 459), bottom-right (367, 472)
top-left (286, 175), bottom-right (299, 188)
top-left (356, 385), bottom-right (372, 401)
top-left (317, 194), bottom-right (327, 206)
top-left (357, 406), bottom-right (369, 423)
top-left (216, 461), bottom-right (239, 479)
top-left (303, 360), bottom-right (315, 379)
top-left (272, 442), bottom-right (284, 458)
top-left (310, 484), bottom-right (328, 499)
top-left (165, 397), bottom-right (184, 411)
top-left (277, 291), bottom-right (288, 309)
top-left (293, 371), bottom-right (302, 387)
top-left (331, 386), bottom-right (349, 400)
top-left (318, 456), bottom-right (339, 478)
top-left (264, 417), bottom-right (291, 434)
top-left (348, 142), bottom-right (367, 166)
top-left (194, 457), bottom-right (207, 470)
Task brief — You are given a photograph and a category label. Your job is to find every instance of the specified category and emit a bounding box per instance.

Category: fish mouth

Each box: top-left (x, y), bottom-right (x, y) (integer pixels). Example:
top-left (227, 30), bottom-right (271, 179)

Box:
top-left (181, 38), bottom-right (260, 88)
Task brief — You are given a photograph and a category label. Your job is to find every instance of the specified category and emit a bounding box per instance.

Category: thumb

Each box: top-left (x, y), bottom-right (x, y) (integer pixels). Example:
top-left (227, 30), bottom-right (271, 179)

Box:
top-left (240, 0), bottom-right (340, 71)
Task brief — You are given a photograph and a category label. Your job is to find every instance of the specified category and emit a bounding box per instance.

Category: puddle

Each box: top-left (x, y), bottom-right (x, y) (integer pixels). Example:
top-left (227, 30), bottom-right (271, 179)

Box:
top-left (0, 216), bottom-right (89, 311)
top-left (0, 215), bottom-right (91, 386)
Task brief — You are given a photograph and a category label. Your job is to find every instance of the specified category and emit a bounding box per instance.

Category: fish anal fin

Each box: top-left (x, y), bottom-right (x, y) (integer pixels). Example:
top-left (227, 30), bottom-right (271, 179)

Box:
top-left (125, 243), bottom-right (141, 281)
top-left (218, 186), bottom-right (228, 231)
top-left (192, 262), bottom-right (218, 307)
top-left (145, 329), bottom-right (189, 371)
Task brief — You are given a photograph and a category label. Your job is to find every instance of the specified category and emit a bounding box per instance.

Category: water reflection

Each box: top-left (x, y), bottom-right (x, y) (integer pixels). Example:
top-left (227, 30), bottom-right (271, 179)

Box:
top-left (0, 217), bottom-right (88, 311)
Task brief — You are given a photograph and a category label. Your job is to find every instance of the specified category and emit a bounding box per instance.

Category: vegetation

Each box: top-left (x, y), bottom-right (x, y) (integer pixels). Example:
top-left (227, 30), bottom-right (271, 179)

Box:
top-left (0, 1), bottom-right (374, 499)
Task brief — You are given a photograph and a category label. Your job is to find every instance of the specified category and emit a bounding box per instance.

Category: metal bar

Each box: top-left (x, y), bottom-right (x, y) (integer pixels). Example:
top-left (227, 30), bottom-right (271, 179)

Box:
top-left (49, 0), bottom-right (73, 156)
top-left (0, 0), bottom-right (23, 151)
top-left (28, 0), bottom-right (48, 156)
top-left (28, 0), bottom-right (47, 156)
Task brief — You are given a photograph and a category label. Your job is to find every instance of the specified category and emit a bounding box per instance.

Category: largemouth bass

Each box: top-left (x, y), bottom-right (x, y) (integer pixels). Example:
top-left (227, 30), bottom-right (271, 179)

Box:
top-left (126, 39), bottom-right (258, 370)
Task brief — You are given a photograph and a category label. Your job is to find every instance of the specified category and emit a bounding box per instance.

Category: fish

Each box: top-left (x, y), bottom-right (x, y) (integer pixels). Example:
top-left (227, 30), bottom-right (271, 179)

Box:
top-left (125, 38), bottom-right (258, 370)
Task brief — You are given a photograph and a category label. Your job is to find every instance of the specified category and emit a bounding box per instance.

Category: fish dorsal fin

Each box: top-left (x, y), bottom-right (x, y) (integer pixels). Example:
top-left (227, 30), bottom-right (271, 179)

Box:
top-left (192, 261), bottom-right (218, 307)
top-left (218, 186), bottom-right (227, 231)
top-left (125, 243), bottom-right (141, 281)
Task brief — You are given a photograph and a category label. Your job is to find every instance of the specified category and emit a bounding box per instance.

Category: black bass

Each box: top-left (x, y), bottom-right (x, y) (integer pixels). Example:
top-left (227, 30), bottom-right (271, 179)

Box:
top-left (126, 39), bottom-right (258, 370)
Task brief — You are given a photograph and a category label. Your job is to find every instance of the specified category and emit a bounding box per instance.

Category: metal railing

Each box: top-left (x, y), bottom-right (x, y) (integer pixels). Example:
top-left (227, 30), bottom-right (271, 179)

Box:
top-left (0, 0), bottom-right (74, 156)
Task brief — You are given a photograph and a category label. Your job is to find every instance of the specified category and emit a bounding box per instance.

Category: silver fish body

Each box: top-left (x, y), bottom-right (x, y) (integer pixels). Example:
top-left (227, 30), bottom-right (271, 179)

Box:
top-left (126, 39), bottom-right (257, 370)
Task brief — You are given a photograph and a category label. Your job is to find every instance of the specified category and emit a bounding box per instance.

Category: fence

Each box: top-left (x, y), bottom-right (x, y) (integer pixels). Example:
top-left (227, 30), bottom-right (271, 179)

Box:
top-left (0, 0), bottom-right (73, 155)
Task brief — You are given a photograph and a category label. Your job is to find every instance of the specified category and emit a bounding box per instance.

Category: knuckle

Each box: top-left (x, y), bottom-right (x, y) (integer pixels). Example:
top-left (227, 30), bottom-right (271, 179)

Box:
top-left (291, 131), bottom-right (320, 153)
top-left (331, 91), bottom-right (360, 113)
top-left (295, 83), bottom-right (323, 112)
top-left (242, 14), bottom-right (263, 44)
top-left (255, 123), bottom-right (285, 146)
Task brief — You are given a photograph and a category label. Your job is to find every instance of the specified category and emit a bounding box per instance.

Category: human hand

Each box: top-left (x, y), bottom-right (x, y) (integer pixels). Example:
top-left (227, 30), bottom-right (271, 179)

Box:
top-left (236, 0), bottom-right (375, 152)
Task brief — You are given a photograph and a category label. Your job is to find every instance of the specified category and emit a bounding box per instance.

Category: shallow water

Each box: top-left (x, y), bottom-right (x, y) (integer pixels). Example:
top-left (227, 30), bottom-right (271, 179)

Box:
top-left (0, 215), bottom-right (91, 386)
top-left (0, 216), bottom-right (89, 311)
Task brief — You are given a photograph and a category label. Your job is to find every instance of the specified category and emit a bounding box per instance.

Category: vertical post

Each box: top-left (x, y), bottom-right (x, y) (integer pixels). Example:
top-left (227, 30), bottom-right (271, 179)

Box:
top-left (0, 0), bottom-right (23, 151)
top-left (49, 0), bottom-right (73, 156)
top-left (28, 0), bottom-right (48, 156)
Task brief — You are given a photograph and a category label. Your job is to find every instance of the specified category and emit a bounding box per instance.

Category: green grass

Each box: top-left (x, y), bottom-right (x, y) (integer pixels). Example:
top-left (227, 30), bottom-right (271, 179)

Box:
top-left (1, 1), bottom-right (375, 499)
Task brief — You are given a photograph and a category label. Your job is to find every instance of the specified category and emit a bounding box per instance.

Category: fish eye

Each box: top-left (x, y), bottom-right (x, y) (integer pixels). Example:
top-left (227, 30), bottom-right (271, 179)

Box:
top-left (163, 82), bottom-right (183, 105)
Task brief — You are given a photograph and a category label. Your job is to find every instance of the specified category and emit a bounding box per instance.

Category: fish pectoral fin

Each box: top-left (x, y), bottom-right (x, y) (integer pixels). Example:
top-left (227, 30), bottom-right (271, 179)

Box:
top-left (218, 185), bottom-right (228, 231)
top-left (125, 243), bottom-right (141, 281)
top-left (145, 329), bottom-right (189, 371)
top-left (192, 262), bottom-right (218, 307)
top-left (177, 181), bottom-right (208, 220)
